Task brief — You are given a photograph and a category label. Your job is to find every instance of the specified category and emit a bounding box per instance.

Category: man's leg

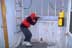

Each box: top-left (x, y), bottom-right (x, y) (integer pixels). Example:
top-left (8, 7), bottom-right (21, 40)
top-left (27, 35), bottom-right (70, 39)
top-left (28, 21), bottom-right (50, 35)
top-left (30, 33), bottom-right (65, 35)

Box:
top-left (20, 26), bottom-right (32, 42)
top-left (20, 27), bottom-right (32, 46)
top-left (24, 28), bottom-right (32, 42)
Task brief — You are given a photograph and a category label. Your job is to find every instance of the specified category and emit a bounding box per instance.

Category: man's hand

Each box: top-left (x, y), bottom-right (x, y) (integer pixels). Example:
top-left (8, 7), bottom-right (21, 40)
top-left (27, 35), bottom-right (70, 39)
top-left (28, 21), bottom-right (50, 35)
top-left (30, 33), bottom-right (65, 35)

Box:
top-left (32, 20), bottom-right (36, 22)
top-left (32, 16), bottom-right (40, 22)
top-left (36, 17), bottom-right (40, 19)
top-left (33, 17), bottom-right (40, 19)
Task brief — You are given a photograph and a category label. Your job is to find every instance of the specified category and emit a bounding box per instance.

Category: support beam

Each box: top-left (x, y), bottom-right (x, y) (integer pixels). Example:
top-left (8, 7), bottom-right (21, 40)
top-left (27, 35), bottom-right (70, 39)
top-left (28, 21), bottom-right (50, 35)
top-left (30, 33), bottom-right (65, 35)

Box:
top-left (1, 0), bottom-right (9, 48)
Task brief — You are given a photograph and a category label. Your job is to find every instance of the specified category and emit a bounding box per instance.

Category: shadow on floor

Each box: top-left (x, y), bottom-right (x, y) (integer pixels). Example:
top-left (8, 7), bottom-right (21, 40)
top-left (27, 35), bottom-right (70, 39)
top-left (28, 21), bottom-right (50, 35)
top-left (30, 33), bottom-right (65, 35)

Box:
top-left (17, 42), bottom-right (48, 48)
top-left (17, 42), bottom-right (57, 48)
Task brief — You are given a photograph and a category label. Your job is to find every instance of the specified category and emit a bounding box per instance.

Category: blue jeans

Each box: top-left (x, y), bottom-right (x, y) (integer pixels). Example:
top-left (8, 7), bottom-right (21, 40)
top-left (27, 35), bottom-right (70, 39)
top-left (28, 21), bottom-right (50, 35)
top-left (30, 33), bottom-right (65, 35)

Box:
top-left (20, 26), bottom-right (32, 42)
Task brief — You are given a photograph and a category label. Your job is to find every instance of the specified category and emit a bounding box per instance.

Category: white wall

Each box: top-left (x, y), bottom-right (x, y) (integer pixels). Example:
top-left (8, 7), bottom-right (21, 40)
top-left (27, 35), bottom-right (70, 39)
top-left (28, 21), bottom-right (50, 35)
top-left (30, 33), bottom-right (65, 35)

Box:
top-left (5, 0), bottom-right (16, 48)
top-left (31, 16), bottom-right (66, 48)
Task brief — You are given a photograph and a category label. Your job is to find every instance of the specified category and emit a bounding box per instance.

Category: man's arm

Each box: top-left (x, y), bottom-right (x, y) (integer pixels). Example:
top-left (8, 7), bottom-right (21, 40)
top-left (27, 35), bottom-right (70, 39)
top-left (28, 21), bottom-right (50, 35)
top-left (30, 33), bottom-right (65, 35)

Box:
top-left (26, 16), bottom-right (40, 25)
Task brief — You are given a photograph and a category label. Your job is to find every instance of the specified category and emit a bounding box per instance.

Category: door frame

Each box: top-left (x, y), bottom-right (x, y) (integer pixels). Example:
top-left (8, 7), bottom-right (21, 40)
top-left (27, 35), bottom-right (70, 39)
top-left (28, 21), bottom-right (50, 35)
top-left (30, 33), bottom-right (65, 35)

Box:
top-left (66, 0), bottom-right (72, 36)
top-left (66, 0), bottom-right (72, 48)
top-left (1, 0), bottom-right (9, 48)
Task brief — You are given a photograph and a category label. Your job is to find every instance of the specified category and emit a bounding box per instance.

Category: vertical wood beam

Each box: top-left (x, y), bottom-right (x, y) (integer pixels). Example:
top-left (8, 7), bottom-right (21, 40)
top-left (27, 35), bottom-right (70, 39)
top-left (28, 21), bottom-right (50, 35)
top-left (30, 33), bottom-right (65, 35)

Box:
top-left (1, 0), bottom-right (9, 48)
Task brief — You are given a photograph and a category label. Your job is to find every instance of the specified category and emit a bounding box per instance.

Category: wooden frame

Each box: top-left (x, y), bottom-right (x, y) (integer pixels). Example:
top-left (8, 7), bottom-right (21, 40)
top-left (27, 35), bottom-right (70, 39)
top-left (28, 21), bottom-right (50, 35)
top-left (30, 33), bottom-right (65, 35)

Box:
top-left (1, 0), bottom-right (9, 48)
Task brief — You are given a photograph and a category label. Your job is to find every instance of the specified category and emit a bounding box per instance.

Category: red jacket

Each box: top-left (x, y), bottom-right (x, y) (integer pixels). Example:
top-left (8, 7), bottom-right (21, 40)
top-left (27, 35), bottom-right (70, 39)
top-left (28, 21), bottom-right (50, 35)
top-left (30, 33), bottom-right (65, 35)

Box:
top-left (21, 13), bottom-right (39, 28)
top-left (22, 19), bottom-right (30, 28)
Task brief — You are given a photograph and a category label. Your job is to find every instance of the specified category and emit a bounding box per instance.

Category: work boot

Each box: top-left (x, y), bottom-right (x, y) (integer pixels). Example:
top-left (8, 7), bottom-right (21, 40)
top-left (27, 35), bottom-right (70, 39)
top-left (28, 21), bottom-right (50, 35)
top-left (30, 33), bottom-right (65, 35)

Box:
top-left (22, 41), bottom-right (32, 47)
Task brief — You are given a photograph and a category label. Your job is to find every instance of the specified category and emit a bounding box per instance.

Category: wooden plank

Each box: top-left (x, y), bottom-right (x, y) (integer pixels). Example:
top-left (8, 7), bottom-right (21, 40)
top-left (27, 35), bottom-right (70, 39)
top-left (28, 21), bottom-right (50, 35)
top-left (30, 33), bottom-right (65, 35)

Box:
top-left (1, 0), bottom-right (9, 48)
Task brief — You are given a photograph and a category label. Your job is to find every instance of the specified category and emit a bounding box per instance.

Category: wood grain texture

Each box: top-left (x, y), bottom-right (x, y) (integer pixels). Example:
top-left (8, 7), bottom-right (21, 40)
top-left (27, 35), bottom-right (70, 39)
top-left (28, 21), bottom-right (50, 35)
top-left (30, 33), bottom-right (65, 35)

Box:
top-left (1, 0), bottom-right (9, 48)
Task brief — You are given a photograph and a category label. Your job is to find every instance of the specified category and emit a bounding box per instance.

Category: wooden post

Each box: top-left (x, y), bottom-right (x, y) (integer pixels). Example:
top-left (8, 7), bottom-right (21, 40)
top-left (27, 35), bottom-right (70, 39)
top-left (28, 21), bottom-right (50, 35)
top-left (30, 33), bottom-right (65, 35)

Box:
top-left (1, 0), bottom-right (9, 48)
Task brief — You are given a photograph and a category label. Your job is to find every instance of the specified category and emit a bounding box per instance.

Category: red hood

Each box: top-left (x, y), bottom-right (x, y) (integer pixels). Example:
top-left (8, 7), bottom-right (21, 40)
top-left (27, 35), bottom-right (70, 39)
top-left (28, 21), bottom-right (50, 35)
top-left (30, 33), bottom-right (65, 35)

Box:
top-left (30, 13), bottom-right (37, 18)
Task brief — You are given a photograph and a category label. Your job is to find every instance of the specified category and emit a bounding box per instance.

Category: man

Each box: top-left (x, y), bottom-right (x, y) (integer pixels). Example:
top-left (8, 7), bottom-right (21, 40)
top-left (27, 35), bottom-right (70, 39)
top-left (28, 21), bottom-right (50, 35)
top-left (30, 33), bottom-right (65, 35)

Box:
top-left (20, 13), bottom-right (40, 47)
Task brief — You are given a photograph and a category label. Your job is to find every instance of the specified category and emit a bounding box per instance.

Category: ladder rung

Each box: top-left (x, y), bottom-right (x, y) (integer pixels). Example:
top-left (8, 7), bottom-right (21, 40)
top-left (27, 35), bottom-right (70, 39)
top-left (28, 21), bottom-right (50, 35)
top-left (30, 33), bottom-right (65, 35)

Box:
top-left (16, 17), bottom-right (22, 19)
top-left (16, 10), bottom-right (22, 12)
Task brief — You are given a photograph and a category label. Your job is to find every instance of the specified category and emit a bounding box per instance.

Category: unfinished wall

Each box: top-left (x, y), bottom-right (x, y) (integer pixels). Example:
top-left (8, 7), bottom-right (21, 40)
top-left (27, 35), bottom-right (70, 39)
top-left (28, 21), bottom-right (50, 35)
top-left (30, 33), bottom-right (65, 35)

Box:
top-left (22, 0), bottom-right (68, 16)
top-left (4, 0), bottom-right (69, 48)
top-left (5, 0), bottom-right (16, 48)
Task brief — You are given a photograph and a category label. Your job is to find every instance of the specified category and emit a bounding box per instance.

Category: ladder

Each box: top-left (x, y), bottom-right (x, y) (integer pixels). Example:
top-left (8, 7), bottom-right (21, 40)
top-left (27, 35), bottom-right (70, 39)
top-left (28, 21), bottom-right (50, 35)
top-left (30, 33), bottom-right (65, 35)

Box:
top-left (15, 0), bottom-right (22, 32)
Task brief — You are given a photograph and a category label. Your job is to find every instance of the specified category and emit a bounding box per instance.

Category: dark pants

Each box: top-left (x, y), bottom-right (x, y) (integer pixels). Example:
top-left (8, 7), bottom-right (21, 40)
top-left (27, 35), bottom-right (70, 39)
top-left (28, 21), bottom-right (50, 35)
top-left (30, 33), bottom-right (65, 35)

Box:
top-left (20, 26), bottom-right (32, 42)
